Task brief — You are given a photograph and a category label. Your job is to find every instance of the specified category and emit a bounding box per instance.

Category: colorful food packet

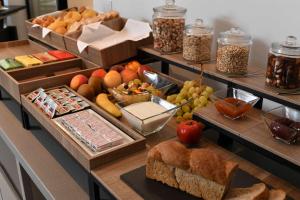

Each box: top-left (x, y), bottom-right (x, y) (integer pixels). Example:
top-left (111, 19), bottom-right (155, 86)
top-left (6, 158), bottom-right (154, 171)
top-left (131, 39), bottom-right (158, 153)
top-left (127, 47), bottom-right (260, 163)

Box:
top-left (48, 50), bottom-right (76, 60)
top-left (27, 88), bottom-right (44, 102)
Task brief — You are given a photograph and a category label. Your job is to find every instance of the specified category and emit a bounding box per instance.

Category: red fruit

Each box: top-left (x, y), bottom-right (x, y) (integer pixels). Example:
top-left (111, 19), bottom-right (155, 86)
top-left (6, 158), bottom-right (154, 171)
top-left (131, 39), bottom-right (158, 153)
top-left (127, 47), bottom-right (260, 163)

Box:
top-left (126, 61), bottom-right (141, 73)
top-left (138, 65), bottom-right (153, 79)
top-left (121, 69), bottom-right (139, 83)
top-left (91, 69), bottom-right (107, 79)
top-left (177, 120), bottom-right (204, 144)
top-left (70, 74), bottom-right (88, 91)
top-left (110, 65), bottom-right (125, 73)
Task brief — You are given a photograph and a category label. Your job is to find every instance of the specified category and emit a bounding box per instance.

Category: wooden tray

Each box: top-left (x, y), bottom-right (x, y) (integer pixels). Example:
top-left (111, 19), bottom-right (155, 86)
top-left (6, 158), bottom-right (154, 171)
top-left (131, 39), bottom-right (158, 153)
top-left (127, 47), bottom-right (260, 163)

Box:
top-left (64, 18), bottom-right (153, 68)
top-left (121, 166), bottom-right (293, 200)
top-left (25, 20), bottom-right (66, 50)
top-left (21, 85), bottom-right (146, 171)
top-left (0, 40), bottom-right (99, 103)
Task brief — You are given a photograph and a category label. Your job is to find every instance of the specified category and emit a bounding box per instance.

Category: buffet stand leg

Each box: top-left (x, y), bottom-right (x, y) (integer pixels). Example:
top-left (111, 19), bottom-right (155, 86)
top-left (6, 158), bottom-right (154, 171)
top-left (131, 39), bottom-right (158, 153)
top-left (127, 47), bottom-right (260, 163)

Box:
top-left (20, 105), bottom-right (30, 130)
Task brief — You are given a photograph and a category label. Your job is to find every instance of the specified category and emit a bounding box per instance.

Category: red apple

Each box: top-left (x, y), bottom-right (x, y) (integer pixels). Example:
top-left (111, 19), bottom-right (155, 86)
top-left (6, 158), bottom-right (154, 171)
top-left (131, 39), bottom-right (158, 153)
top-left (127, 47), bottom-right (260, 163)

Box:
top-left (138, 65), bottom-right (153, 79)
top-left (110, 65), bottom-right (125, 73)
top-left (91, 69), bottom-right (106, 79)
top-left (177, 120), bottom-right (204, 144)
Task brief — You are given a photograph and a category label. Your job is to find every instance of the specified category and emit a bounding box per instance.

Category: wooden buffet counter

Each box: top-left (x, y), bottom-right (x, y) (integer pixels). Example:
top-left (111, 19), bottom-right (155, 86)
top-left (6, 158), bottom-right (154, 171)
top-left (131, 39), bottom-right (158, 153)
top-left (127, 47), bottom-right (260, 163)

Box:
top-left (91, 120), bottom-right (300, 200)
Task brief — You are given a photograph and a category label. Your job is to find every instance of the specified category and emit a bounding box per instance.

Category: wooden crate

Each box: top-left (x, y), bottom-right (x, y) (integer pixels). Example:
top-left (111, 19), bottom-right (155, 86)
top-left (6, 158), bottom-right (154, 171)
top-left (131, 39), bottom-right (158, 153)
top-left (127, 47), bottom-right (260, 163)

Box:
top-left (0, 40), bottom-right (101, 103)
top-left (64, 18), bottom-right (153, 68)
top-left (21, 86), bottom-right (146, 171)
top-left (25, 20), bottom-right (66, 50)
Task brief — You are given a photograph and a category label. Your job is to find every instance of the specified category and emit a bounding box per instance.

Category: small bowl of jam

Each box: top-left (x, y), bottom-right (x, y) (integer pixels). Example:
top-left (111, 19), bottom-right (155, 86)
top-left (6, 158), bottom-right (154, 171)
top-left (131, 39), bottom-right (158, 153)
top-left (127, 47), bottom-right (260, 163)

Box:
top-left (213, 88), bottom-right (260, 120)
top-left (263, 106), bottom-right (300, 144)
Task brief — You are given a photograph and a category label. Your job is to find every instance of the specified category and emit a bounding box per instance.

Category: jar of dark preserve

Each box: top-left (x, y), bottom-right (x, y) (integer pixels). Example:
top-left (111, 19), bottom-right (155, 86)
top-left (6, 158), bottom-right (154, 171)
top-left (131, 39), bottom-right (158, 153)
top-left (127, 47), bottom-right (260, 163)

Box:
top-left (266, 36), bottom-right (300, 90)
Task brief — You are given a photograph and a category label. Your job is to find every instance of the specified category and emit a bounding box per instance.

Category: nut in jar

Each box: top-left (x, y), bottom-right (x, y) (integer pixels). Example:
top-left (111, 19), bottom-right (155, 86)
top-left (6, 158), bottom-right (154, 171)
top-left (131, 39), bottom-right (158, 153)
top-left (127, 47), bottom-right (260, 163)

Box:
top-left (216, 27), bottom-right (252, 75)
top-left (183, 19), bottom-right (213, 63)
top-left (265, 36), bottom-right (300, 90)
top-left (152, 0), bottom-right (186, 54)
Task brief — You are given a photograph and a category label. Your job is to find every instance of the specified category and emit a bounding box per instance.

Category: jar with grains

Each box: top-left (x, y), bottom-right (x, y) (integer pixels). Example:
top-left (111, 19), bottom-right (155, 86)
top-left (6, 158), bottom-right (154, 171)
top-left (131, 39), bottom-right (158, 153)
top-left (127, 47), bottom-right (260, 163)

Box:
top-left (266, 36), bottom-right (300, 90)
top-left (183, 19), bottom-right (213, 63)
top-left (216, 27), bottom-right (252, 75)
top-left (152, 0), bottom-right (186, 54)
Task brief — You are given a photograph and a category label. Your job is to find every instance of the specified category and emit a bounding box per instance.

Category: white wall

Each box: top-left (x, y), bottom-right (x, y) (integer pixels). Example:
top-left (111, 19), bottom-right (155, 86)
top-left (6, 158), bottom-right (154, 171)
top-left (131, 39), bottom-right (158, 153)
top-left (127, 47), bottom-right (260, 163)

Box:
top-left (94, 0), bottom-right (300, 68)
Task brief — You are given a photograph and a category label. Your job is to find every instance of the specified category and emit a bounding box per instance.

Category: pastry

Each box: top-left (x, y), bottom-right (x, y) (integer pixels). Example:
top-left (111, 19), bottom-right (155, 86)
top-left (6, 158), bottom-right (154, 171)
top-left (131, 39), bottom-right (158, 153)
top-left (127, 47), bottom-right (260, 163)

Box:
top-left (32, 52), bottom-right (58, 63)
top-left (48, 50), bottom-right (76, 60)
top-left (225, 183), bottom-right (269, 200)
top-left (0, 58), bottom-right (23, 70)
top-left (225, 183), bottom-right (286, 200)
top-left (146, 140), bottom-right (238, 200)
top-left (15, 55), bottom-right (43, 67)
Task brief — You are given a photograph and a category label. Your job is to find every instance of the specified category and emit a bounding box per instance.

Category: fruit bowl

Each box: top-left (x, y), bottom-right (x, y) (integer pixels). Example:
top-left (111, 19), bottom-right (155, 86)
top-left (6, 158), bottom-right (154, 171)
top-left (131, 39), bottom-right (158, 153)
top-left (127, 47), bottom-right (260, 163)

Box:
top-left (117, 96), bottom-right (179, 136)
top-left (213, 88), bottom-right (260, 120)
top-left (263, 106), bottom-right (300, 144)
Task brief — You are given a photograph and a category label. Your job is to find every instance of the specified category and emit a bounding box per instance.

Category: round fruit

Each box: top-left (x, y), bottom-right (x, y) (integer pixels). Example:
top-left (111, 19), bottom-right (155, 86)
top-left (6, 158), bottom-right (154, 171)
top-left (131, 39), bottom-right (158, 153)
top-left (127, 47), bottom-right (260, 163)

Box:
top-left (70, 74), bottom-right (88, 91)
top-left (177, 120), bottom-right (205, 144)
top-left (121, 69), bottom-right (138, 83)
top-left (88, 76), bottom-right (102, 94)
top-left (77, 84), bottom-right (95, 100)
top-left (104, 70), bottom-right (122, 88)
top-left (126, 61), bottom-right (141, 72)
top-left (110, 65), bottom-right (125, 73)
top-left (138, 65), bottom-right (153, 79)
top-left (91, 69), bottom-right (106, 79)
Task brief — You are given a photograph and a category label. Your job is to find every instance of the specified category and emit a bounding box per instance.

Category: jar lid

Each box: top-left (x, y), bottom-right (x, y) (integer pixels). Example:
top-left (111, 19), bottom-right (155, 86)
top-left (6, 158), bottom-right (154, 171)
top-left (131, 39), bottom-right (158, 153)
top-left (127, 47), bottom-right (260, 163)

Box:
top-left (218, 27), bottom-right (252, 45)
top-left (271, 36), bottom-right (300, 56)
top-left (153, 0), bottom-right (187, 17)
top-left (185, 18), bottom-right (213, 36)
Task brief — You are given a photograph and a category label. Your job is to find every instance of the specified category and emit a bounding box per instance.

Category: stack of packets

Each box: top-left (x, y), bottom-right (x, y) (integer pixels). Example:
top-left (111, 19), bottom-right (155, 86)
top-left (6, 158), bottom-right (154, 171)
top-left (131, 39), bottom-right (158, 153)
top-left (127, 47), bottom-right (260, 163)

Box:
top-left (27, 87), bottom-right (89, 118)
top-left (0, 50), bottom-right (76, 70)
top-left (54, 109), bottom-right (125, 152)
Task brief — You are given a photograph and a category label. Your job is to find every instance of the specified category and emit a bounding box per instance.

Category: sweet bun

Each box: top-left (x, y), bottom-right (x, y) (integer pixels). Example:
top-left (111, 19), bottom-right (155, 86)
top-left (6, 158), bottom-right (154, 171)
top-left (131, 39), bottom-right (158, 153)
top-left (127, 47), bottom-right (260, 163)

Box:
top-left (54, 26), bottom-right (67, 34)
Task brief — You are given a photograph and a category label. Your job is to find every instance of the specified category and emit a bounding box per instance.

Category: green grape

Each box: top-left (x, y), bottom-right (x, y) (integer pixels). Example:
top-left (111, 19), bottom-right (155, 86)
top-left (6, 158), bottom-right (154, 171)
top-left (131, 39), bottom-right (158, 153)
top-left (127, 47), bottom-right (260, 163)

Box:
top-left (182, 105), bottom-right (191, 113)
top-left (175, 95), bottom-right (183, 103)
top-left (167, 94), bottom-right (177, 102)
top-left (192, 93), bottom-right (199, 99)
top-left (193, 105), bottom-right (203, 112)
top-left (179, 90), bottom-right (188, 98)
top-left (181, 99), bottom-right (187, 104)
top-left (176, 109), bottom-right (183, 116)
top-left (199, 96), bottom-right (208, 106)
top-left (205, 86), bottom-right (214, 94)
top-left (193, 99), bottom-right (201, 107)
top-left (201, 91), bottom-right (209, 98)
top-left (188, 87), bottom-right (195, 94)
top-left (195, 87), bottom-right (202, 94)
top-left (176, 116), bottom-right (184, 123)
top-left (183, 112), bottom-right (192, 120)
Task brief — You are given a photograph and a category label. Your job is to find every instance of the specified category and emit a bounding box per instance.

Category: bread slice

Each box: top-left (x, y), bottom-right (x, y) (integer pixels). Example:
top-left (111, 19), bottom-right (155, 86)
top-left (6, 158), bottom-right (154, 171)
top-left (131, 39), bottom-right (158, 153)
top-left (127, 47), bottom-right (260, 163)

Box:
top-left (146, 140), bottom-right (238, 200)
top-left (268, 189), bottom-right (286, 200)
top-left (225, 183), bottom-right (269, 200)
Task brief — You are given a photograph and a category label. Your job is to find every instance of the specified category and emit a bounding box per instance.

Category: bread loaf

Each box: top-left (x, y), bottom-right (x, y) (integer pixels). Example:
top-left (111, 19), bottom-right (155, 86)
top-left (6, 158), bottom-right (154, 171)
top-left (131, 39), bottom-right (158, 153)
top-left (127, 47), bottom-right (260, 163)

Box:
top-left (268, 189), bottom-right (286, 200)
top-left (146, 140), bottom-right (238, 200)
top-left (225, 183), bottom-right (269, 200)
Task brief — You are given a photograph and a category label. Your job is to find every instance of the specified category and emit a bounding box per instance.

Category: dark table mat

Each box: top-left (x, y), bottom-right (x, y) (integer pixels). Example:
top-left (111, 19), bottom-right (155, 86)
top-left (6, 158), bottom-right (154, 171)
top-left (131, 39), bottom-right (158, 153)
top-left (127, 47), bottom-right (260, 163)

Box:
top-left (121, 166), bottom-right (292, 200)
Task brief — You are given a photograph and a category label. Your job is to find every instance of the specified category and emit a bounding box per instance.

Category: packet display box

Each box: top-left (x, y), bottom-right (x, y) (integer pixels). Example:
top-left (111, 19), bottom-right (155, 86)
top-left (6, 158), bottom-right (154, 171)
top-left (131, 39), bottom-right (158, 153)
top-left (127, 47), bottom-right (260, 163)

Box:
top-left (0, 39), bottom-right (98, 103)
top-left (64, 18), bottom-right (153, 68)
top-left (21, 85), bottom-right (146, 171)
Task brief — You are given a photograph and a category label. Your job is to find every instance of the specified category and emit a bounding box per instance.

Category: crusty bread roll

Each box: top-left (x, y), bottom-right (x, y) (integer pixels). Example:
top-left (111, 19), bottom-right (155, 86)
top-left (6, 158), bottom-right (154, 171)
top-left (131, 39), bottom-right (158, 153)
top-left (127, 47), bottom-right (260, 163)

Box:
top-left (268, 189), bottom-right (286, 200)
top-left (146, 141), bottom-right (238, 200)
top-left (225, 183), bottom-right (269, 200)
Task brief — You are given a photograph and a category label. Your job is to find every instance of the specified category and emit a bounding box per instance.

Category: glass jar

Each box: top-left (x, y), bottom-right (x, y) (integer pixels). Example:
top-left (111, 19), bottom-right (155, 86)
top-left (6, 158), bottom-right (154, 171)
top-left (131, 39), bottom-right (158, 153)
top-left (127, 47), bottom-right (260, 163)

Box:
top-left (183, 19), bottom-right (213, 63)
top-left (216, 27), bottom-right (252, 75)
top-left (265, 36), bottom-right (300, 90)
top-left (153, 0), bottom-right (186, 54)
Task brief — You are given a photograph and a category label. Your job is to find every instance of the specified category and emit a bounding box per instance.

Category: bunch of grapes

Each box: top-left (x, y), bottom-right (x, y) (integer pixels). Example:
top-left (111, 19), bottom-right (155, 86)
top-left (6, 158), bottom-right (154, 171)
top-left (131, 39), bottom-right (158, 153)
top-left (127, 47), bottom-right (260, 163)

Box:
top-left (166, 80), bottom-right (214, 123)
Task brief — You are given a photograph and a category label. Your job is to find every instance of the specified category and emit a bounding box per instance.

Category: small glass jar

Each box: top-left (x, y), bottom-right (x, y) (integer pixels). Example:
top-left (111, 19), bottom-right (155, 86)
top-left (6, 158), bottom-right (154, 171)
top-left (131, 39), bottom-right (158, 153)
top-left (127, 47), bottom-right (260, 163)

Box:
top-left (183, 19), bottom-right (213, 63)
top-left (152, 0), bottom-right (186, 54)
top-left (216, 27), bottom-right (252, 75)
top-left (266, 36), bottom-right (300, 90)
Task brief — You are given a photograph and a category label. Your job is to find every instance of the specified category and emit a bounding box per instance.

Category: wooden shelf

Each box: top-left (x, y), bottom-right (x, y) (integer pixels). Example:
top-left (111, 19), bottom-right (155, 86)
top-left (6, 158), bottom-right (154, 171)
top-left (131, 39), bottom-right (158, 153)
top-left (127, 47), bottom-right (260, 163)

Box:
top-left (91, 119), bottom-right (300, 200)
top-left (139, 46), bottom-right (300, 109)
top-left (194, 105), bottom-right (300, 168)
top-left (0, 99), bottom-right (89, 200)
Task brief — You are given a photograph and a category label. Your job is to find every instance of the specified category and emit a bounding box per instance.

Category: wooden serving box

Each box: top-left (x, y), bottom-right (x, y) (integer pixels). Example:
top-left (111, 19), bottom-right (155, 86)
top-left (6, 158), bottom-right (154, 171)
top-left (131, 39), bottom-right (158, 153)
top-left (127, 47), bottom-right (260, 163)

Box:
top-left (25, 20), bottom-right (66, 50)
top-left (64, 18), bottom-right (153, 68)
top-left (0, 40), bottom-right (99, 103)
top-left (21, 85), bottom-right (146, 171)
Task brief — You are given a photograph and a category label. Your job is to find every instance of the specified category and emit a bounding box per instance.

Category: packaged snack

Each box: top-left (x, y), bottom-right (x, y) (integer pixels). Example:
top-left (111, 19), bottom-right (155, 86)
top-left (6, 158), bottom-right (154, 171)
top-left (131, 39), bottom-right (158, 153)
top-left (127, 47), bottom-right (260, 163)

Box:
top-left (32, 52), bottom-right (58, 63)
top-left (0, 58), bottom-right (23, 70)
top-left (48, 50), bottom-right (76, 60)
top-left (27, 88), bottom-right (44, 102)
top-left (15, 55), bottom-right (43, 67)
